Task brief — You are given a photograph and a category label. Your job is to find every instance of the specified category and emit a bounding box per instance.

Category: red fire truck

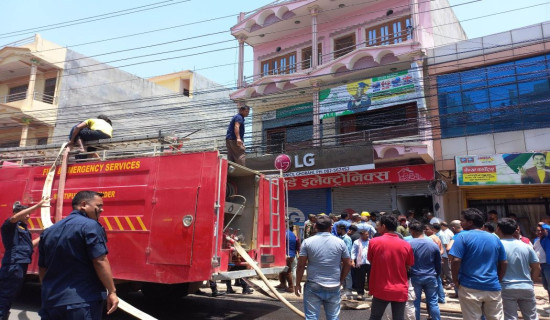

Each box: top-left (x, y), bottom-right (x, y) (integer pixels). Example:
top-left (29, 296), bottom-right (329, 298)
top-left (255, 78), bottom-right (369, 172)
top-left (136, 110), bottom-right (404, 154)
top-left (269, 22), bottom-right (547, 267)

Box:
top-left (0, 140), bottom-right (287, 298)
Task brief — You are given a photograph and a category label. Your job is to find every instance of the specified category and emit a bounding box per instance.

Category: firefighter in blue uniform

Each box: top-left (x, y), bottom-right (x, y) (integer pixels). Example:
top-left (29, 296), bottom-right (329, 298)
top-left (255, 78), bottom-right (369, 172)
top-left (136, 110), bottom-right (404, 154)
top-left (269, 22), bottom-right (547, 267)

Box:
top-left (0, 197), bottom-right (47, 320)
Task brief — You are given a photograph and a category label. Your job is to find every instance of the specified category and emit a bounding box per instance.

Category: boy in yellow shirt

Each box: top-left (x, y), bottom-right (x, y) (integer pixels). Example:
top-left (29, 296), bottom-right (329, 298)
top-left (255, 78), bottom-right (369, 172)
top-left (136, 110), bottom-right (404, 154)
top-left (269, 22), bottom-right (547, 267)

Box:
top-left (67, 115), bottom-right (112, 153)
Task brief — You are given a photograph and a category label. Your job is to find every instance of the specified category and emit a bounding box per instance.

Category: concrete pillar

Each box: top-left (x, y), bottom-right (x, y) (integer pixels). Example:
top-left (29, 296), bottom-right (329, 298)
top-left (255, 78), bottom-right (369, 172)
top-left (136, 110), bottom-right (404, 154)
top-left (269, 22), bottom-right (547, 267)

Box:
top-left (411, 58), bottom-right (433, 158)
top-left (237, 36), bottom-right (247, 88)
top-left (357, 27), bottom-right (365, 48)
top-left (410, 0), bottom-right (422, 44)
top-left (312, 82), bottom-right (321, 146)
top-left (433, 194), bottom-right (446, 221)
top-left (309, 6), bottom-right (320, 69)
top-left (27, 59), bottom-right (39, 102)
top-left (411, 59), bottom-right (426, 110)
top-left (19, 122), bottom-right (30, 147)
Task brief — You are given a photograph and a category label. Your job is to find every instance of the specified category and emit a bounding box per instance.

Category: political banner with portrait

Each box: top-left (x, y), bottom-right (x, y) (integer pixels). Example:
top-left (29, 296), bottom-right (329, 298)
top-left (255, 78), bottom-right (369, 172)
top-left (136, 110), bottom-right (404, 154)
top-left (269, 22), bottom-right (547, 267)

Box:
top-left (455, 152), bottom-right (550, 186)
top-left (319, 70), bottom-right (417, 119)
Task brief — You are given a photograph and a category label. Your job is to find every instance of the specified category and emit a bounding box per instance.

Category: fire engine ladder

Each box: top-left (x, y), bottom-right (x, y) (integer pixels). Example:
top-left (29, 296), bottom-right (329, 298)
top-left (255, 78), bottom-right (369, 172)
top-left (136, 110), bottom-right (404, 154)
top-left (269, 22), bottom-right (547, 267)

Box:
top-left (267, 177), bottom-right (281, 248)
top-left (0, 131), bottom-right (218, 166)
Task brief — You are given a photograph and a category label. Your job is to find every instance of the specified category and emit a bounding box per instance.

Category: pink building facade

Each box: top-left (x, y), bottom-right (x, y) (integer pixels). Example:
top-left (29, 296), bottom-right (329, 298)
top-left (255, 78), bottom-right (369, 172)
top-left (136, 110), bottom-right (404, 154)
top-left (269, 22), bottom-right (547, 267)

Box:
top-left (230, 0), bottom-right (466, 223)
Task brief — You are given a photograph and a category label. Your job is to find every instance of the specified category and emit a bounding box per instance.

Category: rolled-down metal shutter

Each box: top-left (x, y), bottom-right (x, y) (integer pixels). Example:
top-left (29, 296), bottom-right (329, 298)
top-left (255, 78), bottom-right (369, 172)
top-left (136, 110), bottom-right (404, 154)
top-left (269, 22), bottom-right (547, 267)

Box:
top-left (288, 188), bottom-right (330, 225)
top-left (395, 182), bottom-right (430, 196)
top-left (333, 185), bottom-right (393, 214)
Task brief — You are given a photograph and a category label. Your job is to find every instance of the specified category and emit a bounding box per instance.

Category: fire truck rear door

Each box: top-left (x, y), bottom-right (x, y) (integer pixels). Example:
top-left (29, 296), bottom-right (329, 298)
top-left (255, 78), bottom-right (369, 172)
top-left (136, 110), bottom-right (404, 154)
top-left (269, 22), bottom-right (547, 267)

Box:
top-left (147, 187), bottom-right (199, 265)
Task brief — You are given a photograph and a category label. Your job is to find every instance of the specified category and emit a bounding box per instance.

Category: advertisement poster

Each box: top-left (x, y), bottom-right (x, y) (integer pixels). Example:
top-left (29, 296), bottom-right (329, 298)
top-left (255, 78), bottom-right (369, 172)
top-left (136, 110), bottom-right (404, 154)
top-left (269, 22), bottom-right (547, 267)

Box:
top-left (455, 152), bottom-right (550, 186)
top-left (319, 70), bottom-right (417, 119)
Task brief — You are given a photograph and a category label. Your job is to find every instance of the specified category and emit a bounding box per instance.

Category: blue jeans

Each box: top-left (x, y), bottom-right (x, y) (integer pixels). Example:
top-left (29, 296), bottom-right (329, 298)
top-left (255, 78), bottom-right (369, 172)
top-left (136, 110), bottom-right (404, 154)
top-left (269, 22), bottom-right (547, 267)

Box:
top-left (344, 271), bottom-right (352, 291)
top-left (69, 125), bottom-right (110, 142)
top-left (303, 281), bottom-right (341, 320)
top-left (541, 263), bottom-right (550, 292)
top-left (412, 276), bottom-right (440, 320)
top-left (437, 276), bottom-right (445, 303)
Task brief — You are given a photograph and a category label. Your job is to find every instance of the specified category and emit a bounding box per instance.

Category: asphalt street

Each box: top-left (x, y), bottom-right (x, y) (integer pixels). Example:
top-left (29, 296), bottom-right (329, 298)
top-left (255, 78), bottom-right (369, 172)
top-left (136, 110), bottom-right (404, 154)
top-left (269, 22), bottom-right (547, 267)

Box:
top-left (10, 280), bottom-right (467, 320)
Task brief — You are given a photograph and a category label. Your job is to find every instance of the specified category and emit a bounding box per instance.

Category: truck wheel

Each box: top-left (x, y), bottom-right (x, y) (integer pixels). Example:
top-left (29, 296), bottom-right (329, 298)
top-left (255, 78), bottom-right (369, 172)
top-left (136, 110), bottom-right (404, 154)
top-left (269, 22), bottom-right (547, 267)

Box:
top-left (141, 283), bottom-right (189, 300)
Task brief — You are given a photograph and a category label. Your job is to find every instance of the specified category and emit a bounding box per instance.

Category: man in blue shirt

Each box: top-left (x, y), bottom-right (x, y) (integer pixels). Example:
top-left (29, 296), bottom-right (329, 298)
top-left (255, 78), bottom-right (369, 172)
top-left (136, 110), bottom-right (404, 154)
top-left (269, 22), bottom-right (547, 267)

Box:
top-left (225, 105), bottom-right (250, 166)
top-left (39, 191), bottom-right (118, 320)
top-left (449, 208), bottom-right (507, 320)
top-left (277, 227), bottom-right (300, 293)
top-left (295, 215), bottom-right (352, 320)
top-left (0, 198), bottom-right (47, 320)
top-left (331, 212), bottom-right (351, 236)
top-left (337, 224), bottom-right (353, 298)
top-left (497, 218), bottom-right (540, 320)
top-left (407, 221), bottom-right (441, 320)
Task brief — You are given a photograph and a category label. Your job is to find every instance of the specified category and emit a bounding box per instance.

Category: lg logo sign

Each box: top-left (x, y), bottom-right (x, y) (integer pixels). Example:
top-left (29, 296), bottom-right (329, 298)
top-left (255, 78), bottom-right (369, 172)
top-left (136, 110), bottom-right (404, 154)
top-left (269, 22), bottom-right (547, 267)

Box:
top-left (295, 153), bottom-right (315, 168)
top-left (274, 153), bottom-right (315, 172)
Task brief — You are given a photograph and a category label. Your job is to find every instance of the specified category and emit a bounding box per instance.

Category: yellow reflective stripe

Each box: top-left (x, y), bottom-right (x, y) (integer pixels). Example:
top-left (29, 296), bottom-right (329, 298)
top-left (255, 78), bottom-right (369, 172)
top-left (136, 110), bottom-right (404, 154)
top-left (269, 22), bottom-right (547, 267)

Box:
top-left (136, 216), bottom-right (147, 231)
top-left (113, 217), bottom-right (124, 230)
top-left (37, 218), bottom-right (43, 229)
top-left (125, 217), bottom-right (135, 231)
top-left (103, 217), bottom-right (113, 231)
top-left (27, 218), bottom-right (35, 229)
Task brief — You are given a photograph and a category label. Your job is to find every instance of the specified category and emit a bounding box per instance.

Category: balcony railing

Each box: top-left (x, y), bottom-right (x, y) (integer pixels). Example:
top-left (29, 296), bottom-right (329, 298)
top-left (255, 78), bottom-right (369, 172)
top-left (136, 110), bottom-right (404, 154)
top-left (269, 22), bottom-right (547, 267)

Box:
top-left (1, 91), bottom-right (57, 105)
top-left (256, 123), bottom-right (421, 156)
top-left (249, 29), bottom-right (414, 83)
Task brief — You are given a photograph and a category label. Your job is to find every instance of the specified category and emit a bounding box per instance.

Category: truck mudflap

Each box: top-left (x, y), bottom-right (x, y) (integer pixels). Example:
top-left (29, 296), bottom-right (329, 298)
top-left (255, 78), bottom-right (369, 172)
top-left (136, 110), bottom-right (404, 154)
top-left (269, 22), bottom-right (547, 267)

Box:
top-left (211, 266), bottom-right (287, 281)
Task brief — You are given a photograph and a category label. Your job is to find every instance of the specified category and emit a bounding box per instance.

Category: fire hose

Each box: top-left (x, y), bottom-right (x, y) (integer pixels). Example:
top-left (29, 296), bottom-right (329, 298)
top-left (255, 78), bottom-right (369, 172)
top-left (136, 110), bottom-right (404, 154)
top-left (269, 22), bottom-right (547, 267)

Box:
top-left (226, 237), bottom-right (305, 319)
top-left (40, 144), bottom-right (157, 320)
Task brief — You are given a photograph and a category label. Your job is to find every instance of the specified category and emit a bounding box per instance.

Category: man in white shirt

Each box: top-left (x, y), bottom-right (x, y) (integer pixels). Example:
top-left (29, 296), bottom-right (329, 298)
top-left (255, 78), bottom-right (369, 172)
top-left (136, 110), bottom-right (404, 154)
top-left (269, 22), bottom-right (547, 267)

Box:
top-left (427, 212), bottom-right (441, 225)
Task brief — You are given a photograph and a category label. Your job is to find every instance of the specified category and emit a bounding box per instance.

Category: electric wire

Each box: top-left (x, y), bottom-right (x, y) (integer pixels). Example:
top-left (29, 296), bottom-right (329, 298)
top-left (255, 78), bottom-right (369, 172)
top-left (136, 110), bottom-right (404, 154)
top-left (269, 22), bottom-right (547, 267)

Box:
top-left (1, 34), bottom-right (547, 124)
top-left (0, 0), bottom-right (191, 41)
top-left (0, 0), bottom-right (479, 81)
top-left (2, 2), bottom-right (548, 146)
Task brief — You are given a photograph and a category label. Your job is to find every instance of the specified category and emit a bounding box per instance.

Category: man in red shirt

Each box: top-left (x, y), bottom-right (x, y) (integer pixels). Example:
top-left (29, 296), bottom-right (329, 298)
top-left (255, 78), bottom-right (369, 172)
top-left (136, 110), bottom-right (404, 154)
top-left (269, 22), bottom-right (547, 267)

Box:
top-left (368, 215), bottom-right (414, 320)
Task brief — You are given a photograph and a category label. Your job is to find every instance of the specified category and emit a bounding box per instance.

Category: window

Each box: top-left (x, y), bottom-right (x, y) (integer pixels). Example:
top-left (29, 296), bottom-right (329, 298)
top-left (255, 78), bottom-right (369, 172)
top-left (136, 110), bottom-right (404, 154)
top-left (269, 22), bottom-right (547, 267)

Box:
top-left (368, 29), bottom-right (377, 46)
top-left (265, 122), bottom-right (313, 153)
top-left (37, 137), bottom-right (49, 145)
top-left (43, 78), bottom-right (56, 104)
top-left (380, 26), bottom-right (389, 45)
top-left (437, 54), bottom-right (550, 138)
top-left (301, 43), bottom-right (323, 70)
top-left (7, 84), bottom-right (28, 102)
top-left (366, 16), bottom-right (412, 47)
top-left (266, 128), bottom-right (286, 154)
top-left (261, 51), bottom-right (297, 77)
top-left (334, 34), bottom-right (356, 59)
top-left (339, 103), bottom-right (418, 143)
top-left (181, 79), bottom-right (190, 97)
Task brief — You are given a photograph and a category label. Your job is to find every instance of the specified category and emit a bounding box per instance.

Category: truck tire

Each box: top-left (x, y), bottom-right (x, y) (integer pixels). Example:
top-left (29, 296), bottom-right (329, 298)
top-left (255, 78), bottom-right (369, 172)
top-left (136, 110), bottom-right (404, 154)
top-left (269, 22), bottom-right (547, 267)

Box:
top-left (141, 283), bottom-right (189, 300)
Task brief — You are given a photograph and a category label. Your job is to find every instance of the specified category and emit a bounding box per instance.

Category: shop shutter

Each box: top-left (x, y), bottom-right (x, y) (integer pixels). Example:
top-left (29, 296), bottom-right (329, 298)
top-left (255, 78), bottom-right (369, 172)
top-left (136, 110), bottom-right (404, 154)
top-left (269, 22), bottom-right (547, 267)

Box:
top-left (395, 182), bottom-right (430, 196)
top-left (288, 188), bottom-right (330, 225)
top-left (333, 185), bottom-right (393, 213)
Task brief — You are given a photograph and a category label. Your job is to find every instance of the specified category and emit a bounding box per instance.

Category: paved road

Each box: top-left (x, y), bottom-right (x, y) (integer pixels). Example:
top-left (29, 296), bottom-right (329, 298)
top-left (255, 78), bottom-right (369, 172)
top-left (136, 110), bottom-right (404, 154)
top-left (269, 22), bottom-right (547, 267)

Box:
top-left (11, 281), bottom-right (464, 320)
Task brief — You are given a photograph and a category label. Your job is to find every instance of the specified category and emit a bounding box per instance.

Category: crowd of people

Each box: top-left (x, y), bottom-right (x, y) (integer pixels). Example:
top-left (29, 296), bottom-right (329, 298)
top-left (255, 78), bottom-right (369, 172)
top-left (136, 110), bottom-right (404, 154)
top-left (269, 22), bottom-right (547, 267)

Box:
top-left (292, 208), bottom-right (547, 320)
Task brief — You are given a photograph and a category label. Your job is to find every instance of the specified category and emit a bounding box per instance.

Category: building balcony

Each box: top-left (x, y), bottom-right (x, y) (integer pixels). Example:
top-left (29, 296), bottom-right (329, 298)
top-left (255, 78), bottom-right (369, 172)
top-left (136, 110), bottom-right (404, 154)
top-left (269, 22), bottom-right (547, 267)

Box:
top-left (251, 123), bottom-right (432, 166)
top-left (231, 40), bottom-right (420, 100)
top-left (0, 90), bottom-right (58, 124)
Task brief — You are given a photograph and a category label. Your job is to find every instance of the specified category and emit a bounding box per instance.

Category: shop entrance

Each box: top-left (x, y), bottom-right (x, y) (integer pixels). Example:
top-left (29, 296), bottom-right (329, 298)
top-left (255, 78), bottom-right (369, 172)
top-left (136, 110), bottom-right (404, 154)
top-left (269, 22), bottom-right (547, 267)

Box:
top-left (397, 195), bottom-right (433, 217)
top-left (468, 198), bottom-right (550, 239)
